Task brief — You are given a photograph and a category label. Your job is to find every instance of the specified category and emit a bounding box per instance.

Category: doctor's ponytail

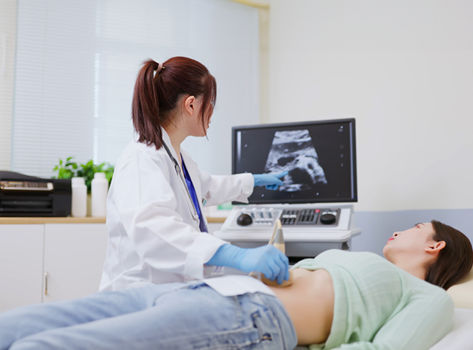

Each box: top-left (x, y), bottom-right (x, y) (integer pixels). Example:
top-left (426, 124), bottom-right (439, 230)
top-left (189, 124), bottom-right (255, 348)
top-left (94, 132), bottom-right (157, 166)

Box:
top-left (132, 57), bottom-right (217, 149)
top-left (132, 60), bottom-right (163, 148)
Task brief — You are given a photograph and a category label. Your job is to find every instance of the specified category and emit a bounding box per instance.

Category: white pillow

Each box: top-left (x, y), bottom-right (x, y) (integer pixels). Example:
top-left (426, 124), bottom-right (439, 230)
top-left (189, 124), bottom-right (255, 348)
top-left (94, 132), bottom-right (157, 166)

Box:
top-left (447, 268), bottom-right (473, 309)
top-left (430, 308), bottom-right (473, 349)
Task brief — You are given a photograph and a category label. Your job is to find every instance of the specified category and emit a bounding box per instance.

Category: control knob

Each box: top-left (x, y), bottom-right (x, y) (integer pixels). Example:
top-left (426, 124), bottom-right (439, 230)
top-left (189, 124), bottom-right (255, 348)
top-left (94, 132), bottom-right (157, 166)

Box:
top-left (236, 213), bottom-right (253, 226)
top-left (320, 212), bottom-right (336, 225)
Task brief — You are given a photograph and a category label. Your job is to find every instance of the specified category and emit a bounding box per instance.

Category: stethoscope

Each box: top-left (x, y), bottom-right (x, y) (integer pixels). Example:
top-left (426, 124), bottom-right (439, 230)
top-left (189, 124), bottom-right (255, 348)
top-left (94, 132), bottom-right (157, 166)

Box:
top-left (162, 142), bottom-right (200, 224)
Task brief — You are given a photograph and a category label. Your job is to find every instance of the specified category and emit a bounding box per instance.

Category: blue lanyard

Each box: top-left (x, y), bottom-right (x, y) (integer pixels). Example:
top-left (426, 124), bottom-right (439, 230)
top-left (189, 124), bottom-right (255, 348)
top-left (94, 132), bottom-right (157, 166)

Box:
top-left (181, 158), bottom-right (208, 233)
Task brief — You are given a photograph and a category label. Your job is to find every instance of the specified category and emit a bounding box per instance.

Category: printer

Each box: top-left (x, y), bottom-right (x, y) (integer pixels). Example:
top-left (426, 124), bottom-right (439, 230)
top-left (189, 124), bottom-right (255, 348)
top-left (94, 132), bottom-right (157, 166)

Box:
top-left (0, 171), bottom-right (71, 217)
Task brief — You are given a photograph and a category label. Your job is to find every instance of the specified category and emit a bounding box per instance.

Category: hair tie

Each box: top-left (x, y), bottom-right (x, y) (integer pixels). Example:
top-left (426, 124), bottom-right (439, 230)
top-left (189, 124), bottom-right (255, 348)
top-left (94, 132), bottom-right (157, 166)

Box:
top-left (157, 62), bottom-right (166, 74)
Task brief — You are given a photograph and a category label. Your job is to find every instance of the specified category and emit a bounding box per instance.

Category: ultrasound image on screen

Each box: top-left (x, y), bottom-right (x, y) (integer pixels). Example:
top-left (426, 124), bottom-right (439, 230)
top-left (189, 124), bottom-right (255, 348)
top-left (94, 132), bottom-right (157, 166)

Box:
top-left (264, 130), bottom-right (327, 191)
top-left (232, 119), bottom-right (357, 204)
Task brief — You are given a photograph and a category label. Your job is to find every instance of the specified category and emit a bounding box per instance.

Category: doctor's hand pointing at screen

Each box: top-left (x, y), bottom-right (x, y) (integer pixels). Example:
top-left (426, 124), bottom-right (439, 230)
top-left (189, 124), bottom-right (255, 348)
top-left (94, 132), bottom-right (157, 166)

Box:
top-left (254, 171), bottom-right (288, 190)
top-left (99, 56), bottom-right (289, 291)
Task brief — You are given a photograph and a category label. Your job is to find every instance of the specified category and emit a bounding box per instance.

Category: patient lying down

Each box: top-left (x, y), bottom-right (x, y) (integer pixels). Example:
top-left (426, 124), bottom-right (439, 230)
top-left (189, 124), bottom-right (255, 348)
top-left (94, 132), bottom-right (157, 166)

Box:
top-left (0, 220), bottom-right (471, 350)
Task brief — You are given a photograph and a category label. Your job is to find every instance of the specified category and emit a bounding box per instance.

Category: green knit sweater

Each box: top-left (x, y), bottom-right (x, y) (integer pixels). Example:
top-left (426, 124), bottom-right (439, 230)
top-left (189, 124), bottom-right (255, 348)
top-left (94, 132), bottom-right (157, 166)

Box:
top-left (292, 250), bottom-right (453, 350)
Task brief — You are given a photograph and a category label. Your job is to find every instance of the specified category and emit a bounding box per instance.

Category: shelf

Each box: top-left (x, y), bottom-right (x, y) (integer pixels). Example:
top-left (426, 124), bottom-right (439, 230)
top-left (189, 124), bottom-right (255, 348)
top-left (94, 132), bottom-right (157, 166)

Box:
top-left (206, 216), bottom-right (227, 223)
top-left (0, 216), bottom-right (227, 224)
top-left (0, 217), bottom-right (106, 224)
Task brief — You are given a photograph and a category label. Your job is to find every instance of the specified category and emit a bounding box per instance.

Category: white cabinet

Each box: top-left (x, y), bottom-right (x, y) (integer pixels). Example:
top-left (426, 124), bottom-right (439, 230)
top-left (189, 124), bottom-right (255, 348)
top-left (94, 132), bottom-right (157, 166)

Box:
top-left (0, 223), bottom-right (107, 312)
top-left (0, 225), bottom-right (44, 312)
top-left (43, 224), bottom-right (108, 303)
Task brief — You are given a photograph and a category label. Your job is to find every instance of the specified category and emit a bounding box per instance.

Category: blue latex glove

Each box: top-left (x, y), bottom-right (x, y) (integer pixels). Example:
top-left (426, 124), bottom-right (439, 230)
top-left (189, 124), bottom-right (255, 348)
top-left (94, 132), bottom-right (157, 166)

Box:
top-left (206, 244), bottom-right (289, 285)
top-left (253, 171), bottom-right (288, 190)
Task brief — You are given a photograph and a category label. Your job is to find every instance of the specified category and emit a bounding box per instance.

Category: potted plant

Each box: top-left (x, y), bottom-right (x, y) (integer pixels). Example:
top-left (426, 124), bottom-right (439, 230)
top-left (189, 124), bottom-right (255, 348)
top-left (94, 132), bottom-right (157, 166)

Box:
top-left (53, 157), bottom-right (114, 215)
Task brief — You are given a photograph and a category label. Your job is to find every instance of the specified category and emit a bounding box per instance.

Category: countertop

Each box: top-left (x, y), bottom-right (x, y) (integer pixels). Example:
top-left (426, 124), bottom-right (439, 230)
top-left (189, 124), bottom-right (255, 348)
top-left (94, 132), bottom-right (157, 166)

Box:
top-left (0, 216), bottom-right (226, 224)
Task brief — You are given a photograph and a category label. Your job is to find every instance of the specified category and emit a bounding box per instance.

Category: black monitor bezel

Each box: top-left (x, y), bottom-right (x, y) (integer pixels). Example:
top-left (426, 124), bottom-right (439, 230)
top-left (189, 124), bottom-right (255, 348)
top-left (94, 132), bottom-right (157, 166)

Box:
top-left (231, 118), bottom-right (357, 204)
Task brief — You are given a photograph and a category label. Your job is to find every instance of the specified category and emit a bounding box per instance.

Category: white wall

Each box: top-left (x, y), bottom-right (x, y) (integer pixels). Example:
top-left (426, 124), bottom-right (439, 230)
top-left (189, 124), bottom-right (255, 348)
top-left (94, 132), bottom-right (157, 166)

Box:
top-left (268, 0), bottom-right (473, 211)
top-left (0, 0), bottom-right (16, 170)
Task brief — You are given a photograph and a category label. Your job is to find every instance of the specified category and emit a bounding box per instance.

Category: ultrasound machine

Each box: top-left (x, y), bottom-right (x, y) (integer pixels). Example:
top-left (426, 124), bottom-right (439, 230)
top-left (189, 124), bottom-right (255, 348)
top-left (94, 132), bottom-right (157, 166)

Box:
top-left (215, 118), bottom-right (360, 260)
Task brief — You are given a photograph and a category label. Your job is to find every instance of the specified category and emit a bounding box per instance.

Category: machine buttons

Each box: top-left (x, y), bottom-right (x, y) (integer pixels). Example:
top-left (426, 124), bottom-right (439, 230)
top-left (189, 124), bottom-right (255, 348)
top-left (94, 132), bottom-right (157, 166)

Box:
top-left (232, 207), bottom-right (340, 228)
top-left (232, 208), bottom-right (282, 227)
top-left (280, 208), bottom-right (339, 226)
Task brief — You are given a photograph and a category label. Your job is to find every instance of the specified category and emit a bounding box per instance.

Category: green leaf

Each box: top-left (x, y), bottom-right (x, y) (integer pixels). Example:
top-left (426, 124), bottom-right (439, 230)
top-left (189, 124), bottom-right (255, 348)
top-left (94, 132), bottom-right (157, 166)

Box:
top-left (51, 157), bottom-right (114, 189)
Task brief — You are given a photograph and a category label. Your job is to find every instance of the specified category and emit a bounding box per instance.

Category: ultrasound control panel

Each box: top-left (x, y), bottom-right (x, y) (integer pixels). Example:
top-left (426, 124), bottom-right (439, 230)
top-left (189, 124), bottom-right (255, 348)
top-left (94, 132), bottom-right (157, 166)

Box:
top-left (226, 207), bottom-right (340, 228)
top-left (217, 204), bottom-right (355, 247)
top-left (280, 208), bottom-right (339, 226)
top-left (216, 204), bottom-right (357, 257)
top-left (220, 204), bottom-right (350, 232)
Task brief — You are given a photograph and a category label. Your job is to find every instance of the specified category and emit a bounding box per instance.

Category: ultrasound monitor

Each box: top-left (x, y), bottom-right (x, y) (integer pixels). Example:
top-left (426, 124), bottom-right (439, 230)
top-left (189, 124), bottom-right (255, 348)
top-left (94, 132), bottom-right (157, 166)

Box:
top-left (232, 118), bottom-right (357, 204)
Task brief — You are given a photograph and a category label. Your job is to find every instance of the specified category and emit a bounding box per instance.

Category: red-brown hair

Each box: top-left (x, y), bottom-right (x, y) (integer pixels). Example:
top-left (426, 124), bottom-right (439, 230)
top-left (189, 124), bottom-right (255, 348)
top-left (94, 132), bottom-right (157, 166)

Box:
top-left (426, 220), bottom-right (473, 290)
top-left (132, 57), bottom-right (217, 149)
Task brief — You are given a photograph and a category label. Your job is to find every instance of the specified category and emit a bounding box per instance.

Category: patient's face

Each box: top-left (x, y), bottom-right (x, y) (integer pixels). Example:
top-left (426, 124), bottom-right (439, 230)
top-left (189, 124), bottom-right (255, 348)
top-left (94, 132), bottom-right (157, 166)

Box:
top-left (383, 222), bottom-right (436, 262)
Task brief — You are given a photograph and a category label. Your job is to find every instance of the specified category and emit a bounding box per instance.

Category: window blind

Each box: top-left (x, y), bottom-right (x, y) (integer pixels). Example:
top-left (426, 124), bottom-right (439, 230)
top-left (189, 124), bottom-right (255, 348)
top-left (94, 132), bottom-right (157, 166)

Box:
top-left (0, 0), bottom-right (17, 170)
top-left (13, 0), bottom-right (259, 177)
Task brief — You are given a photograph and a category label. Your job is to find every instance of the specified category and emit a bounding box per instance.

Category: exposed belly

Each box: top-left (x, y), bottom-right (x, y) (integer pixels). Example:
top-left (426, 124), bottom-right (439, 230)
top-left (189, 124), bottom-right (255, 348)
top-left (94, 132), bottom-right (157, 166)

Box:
top-left (268, 268), bottom-right (334, 345)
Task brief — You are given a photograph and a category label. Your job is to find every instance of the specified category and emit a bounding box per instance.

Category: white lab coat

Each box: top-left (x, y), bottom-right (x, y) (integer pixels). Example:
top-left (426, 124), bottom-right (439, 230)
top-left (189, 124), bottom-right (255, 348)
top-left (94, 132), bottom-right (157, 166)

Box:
top-left (99, 129), bottom-right (254, 291)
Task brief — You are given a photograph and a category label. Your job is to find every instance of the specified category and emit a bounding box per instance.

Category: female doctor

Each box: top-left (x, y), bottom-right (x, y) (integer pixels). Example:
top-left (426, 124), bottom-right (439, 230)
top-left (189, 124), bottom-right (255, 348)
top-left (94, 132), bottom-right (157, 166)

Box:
top-left (100, 57), bottom-right (289, 291)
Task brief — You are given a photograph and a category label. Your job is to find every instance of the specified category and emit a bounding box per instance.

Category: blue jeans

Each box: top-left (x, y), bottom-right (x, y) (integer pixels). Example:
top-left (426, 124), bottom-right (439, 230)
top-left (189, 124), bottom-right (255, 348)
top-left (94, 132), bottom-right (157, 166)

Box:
top-left (0, 282), bottom-right (297, 349)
